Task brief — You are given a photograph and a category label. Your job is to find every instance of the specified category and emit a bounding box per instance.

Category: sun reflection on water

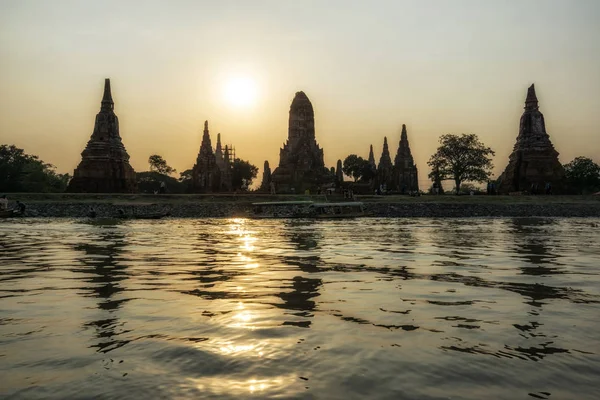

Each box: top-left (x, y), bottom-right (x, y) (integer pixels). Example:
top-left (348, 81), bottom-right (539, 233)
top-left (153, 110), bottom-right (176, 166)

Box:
top-left (235, 311), bottom-right (253, 322)
top-left (219, 343), bottom-right (256, 355)
top-left (2, 218), bottom-right (599, 399)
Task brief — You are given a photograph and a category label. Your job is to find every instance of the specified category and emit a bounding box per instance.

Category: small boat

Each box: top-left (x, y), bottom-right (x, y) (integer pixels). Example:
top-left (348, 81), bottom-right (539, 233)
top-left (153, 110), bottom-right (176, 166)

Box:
top-left (309, 202), bottom-right (366, 218)
top-left (250, 201), bottom-right (314, 218)
top-left (0, 209), bottom-right (24, 218)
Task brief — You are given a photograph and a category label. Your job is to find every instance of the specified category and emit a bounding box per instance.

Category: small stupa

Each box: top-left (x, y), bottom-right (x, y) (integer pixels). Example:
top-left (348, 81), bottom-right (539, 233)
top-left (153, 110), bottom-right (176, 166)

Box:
top-left (393, 124), bottom-right (419, 193)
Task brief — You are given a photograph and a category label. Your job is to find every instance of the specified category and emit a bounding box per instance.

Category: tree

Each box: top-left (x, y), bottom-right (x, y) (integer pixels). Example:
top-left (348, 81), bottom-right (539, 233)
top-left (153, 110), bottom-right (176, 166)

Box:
top-left (148, 154), bottom-right (176, 175)
top-left (342, 155), bottom-right (373, 182)
top-left (179, 169), bottom-right (193, 182)
top-left (427, 134), bottom-right (495, 194)
top-left (136, 171), bottom-right (185, 194)
top-left (360, 162), bottom-right (377, 183)
top-left (178, 168), bottom-right (194, 193)
top-left (231, 158), bottom-right (258, 191)
top-left (458, 182), bottom-right (484, 195)
top-left (564, 156), bottom-right (600, 194)
top-left (0, 144), bottom-right (70, 192)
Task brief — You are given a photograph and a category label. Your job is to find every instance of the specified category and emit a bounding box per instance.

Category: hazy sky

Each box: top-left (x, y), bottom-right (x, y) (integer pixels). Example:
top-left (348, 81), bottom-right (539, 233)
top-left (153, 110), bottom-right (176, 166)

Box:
top-left (1, 0), bottom-right (599, 188)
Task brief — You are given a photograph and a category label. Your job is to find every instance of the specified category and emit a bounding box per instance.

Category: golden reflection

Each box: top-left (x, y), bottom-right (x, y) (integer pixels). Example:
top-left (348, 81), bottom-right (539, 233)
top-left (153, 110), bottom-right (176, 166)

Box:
top-left (216, 338), bottom-right (267, 358)
top-left (239, 255), bottom-right (252, 262)
top-left (248, 379), bottom-right (273, 393)
top-left (190, 376), bottom-right (289, 396)
top-left (241, 235), bottom-right (256, 251)
top-left (235, 311), bottom-right (253, 322)
top-left (219, 343), bottom-right (256, 355)
top-left (226, 218), bottom-right (250, 236)
top-left (226, 218), bottom-right (257, 252)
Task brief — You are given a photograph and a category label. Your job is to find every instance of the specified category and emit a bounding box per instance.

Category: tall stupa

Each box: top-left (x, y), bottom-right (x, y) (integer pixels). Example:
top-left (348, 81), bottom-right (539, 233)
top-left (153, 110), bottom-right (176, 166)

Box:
top-left (67, 79), bottom-right (137, 193)
top-left (270, 91), bottom-right (333, 192)
top-left (393, 124), bottom-right (419, 193)
top-left (497, 84), bottom-right (565, 193)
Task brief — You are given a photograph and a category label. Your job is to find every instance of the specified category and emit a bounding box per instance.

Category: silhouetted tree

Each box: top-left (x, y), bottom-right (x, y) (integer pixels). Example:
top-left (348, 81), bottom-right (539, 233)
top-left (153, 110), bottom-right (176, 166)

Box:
top-left (427, 134), bottom-right (494, 194)
top-left (231, 159), bottom-right (258, 191)
top-left (178, 168), bottom-right (194, 193)
top-left (179, 169), bottom-right (193, 182)
top-left (148, 154), bottom-right (176, 175)
top-left (0, 144), bottom-right (70, 192)
top-left (342, 155), bottom-right (374, 182)
top-left (564, 156), bottom-right (600, 194)
top-left (458, 182), bottom-right (485, 195)
top-left (136, 171), bottom-right (184, 193)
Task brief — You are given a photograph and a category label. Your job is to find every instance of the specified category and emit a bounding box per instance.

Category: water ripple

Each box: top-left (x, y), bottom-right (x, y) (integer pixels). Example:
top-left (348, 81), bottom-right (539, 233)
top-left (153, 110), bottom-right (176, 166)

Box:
top-left (1, 217), bottom-right (600, 399)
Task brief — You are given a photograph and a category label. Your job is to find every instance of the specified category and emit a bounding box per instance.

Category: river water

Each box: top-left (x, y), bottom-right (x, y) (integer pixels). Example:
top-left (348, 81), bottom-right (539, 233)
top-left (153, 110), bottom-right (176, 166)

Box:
top-left (1, 218), bottom-right (599, 399)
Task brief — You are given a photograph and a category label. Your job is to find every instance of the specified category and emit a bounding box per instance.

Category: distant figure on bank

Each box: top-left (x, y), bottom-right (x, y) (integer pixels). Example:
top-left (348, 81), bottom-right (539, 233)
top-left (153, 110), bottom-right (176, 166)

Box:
top-left (159, 181), bottom-right (166, 194)
top-left (0, 195), bottom-right (8, 210)
top-left (530, 183), bottom-right (539, 195)
top-left (88, 207), bottom-right (97, 218)
top-left (545, 182), bottom-right (552, 195)
top-left (16, 201), bottom-right (26, 214)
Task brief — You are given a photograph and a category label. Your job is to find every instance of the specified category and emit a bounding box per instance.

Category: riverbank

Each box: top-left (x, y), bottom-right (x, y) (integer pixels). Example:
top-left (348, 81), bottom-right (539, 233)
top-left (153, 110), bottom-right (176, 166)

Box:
top-left (2, 193), bottom-right (599, 218)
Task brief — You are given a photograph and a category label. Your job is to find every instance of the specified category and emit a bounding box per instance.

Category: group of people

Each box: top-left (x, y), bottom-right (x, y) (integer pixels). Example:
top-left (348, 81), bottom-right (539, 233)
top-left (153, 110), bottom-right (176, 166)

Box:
top-left (529, 182), bottom-right (553, 195)
top-left (0, 195), bottom-right (27, 214)
top-left (486, 182), bottom-right (498, 195)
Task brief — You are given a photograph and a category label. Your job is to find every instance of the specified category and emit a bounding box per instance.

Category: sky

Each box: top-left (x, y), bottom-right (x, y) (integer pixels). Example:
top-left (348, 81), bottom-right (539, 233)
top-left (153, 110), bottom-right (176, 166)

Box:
top-left (1, 0), bottom-right (599, 188)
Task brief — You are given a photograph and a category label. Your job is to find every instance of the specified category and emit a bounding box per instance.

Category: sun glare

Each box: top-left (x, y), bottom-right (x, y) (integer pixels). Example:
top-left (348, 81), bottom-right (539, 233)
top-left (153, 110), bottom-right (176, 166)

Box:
top-left (224, 76), bottom-right (258, 107)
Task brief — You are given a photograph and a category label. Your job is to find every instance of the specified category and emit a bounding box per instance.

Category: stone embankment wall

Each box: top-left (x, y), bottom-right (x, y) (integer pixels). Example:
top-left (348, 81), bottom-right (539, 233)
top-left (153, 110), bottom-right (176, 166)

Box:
top-left (20, 202), bottom-right (600, 218)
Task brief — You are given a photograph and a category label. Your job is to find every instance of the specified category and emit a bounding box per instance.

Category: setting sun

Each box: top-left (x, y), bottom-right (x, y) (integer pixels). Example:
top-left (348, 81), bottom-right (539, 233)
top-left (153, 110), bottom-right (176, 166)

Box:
top-left (223, 76), bottom-right (258, 107)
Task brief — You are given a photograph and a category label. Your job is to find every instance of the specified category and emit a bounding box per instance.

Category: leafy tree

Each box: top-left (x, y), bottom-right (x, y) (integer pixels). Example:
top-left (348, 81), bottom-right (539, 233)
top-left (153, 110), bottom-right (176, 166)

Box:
top-left (342, 155), bottom-right (374, 182)
top-left (231, 158), bottom-right (258, 190)
top-left (458, 182), bottom-right (484, 195)
top-left (360, 162), bottom-right (377, 183)
top-left (178, 168), bottom-right (194, 193)
top-left (179, 169), bottom-right (193, 182)
top-left (136, 171), bottom-right (185, 194)
top-left (427, 134), bottom-right (495, 194)
top-left (0, 144), bottom-right (70, 192)
top-left (564, 156), bottom-right (600, 194)
top-left (148, 154), bottom-right (176, 175)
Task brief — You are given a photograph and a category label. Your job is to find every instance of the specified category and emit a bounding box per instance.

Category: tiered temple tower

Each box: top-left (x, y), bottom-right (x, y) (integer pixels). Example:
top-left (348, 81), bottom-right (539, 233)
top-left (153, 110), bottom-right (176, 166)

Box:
top-left (497, 84), bottom-right (565, 193)
top-left (376, 137), bottom-right (394, 189)
top-left (393, 124), bottom-right (419, 193)
top-left (67, 79), bottom-right (137, 193)
top-left (368, 144), bottom-right (376, 168)
top-left (215, 133), bottom-right (224, 169)
top-left (191, 121), bottom-right (221, 192)
top-left (271, 91), bottom-right (333, 192)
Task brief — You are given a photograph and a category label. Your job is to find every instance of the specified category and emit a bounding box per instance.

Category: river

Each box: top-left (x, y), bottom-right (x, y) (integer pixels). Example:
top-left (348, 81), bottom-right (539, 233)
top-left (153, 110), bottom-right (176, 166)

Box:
top-left (1, 218), bottom-right (599, 399)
